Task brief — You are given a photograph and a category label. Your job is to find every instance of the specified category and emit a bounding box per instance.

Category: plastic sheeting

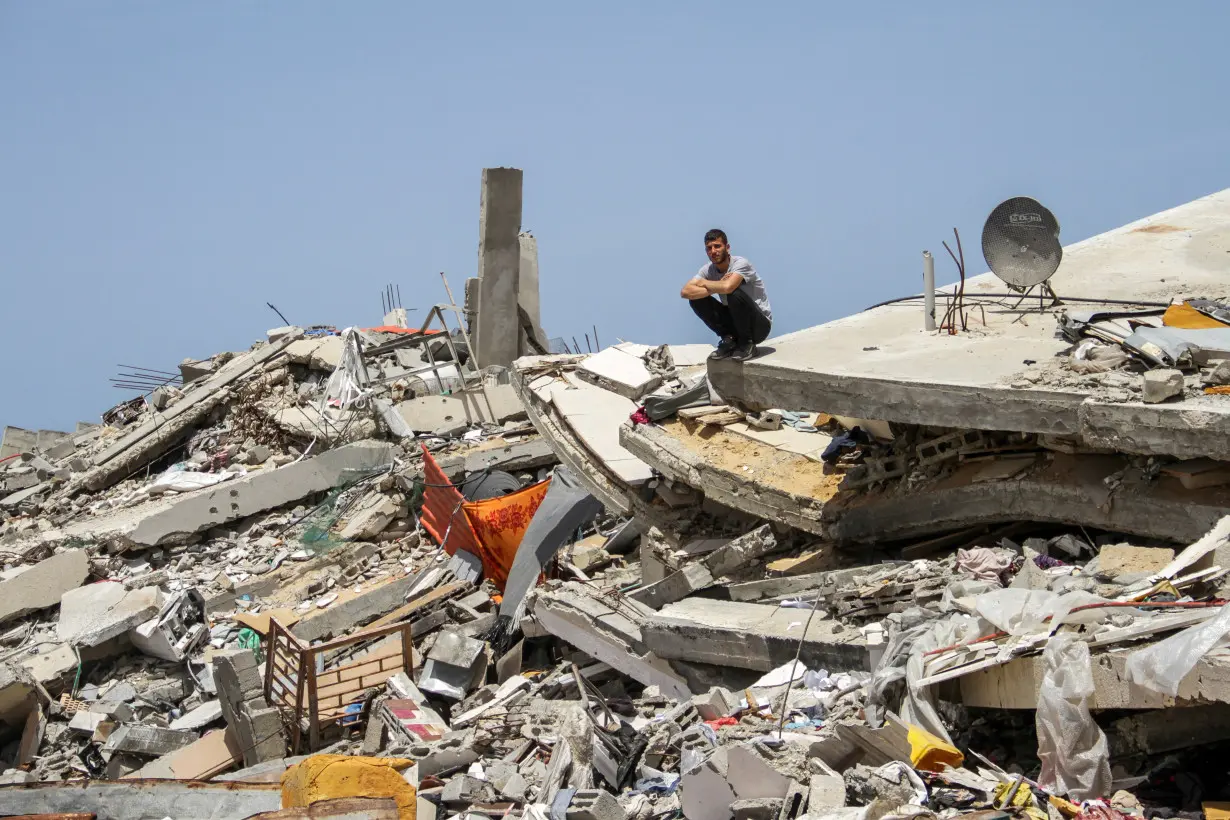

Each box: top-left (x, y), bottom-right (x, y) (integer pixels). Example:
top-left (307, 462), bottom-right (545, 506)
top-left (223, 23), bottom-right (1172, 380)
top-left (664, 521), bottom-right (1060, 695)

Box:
top-left (975, 589), bottom-right (1129, 637)
top-left (1125, 603), bottom-right (1230, 696)
top-left (145, 466), bottom-right (239, 495)
top-left (320, 328), bottom-right (370, 413)
top-left (867, 609), bottom-right (986, 744)
top-left (1036, 633), bottom-right (1111, 803)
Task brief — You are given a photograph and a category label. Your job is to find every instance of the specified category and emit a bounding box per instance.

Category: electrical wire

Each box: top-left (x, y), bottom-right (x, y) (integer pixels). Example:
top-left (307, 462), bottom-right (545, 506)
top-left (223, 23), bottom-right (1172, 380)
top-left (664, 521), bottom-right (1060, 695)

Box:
top-left (867, 293), bottom-right (1171, 311)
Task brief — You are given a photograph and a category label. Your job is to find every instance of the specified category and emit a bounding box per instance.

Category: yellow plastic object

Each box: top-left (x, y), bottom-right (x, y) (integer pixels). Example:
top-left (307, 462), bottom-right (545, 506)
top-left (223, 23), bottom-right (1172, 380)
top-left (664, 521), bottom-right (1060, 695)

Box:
top-left (281, 755), bottom-right (417, 819)
top-left (906, 724), bottom-right (964, 772)
top-left (1164, 302), bottom-right (1230, 329)
top-left (1204, 803), bottom-right (1230, 820)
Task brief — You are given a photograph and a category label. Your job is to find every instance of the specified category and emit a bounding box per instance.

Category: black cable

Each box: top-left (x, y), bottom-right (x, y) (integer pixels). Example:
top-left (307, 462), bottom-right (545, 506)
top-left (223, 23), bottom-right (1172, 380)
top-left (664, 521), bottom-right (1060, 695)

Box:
top-left (866, 293), bottom-right (1171, 311)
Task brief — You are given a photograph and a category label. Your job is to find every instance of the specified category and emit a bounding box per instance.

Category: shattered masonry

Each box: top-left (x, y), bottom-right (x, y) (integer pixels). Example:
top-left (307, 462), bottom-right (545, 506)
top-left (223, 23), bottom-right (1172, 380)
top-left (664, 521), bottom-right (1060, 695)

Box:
top-left (3, 177), bottom-right (1230, 820)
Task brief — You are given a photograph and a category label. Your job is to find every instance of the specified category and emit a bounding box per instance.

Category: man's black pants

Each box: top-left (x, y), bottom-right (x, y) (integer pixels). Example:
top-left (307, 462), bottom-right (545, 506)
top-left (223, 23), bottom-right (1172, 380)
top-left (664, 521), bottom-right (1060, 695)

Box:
top-left (690, 288), bottom-right (771, 345)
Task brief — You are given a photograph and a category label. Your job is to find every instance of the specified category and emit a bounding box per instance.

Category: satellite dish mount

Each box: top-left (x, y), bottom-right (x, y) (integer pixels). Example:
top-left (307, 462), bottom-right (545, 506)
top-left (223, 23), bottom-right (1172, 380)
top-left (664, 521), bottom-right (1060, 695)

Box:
top-left (981, 196), bottom-right (1064, 311)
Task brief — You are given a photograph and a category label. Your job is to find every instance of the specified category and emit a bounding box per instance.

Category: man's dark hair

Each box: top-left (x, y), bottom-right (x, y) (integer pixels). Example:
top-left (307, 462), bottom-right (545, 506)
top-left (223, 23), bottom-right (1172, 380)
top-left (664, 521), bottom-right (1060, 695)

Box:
top-left (704, 228), bottom-right (728, 245)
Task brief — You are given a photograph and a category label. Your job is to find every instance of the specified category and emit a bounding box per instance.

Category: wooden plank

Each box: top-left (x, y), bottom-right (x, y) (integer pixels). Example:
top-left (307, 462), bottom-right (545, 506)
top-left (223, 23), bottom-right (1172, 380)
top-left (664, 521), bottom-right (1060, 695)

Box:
top-left (368, 581), bottom-right (469, 630)
top-left (306, 649), bottom-right (321, 752)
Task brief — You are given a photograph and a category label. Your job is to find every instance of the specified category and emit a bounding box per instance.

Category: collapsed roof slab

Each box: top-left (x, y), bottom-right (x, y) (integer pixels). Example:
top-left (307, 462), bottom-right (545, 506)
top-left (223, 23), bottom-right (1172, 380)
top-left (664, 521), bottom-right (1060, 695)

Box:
top-left (510, 355), bottom-right (651, 515)
top-left (640, 597), bottom-right (869, 674)
top-left (623, 419), bottom-right (1230, 545)
top-left (620, 419), bottom-right (837, 537)
top-left (709, 188), bottom-right (1230, 461)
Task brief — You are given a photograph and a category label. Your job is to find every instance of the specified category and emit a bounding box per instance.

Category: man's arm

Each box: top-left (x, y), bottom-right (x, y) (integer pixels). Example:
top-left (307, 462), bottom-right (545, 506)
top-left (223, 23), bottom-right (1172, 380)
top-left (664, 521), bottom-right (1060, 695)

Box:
top-left (681, 273), bottom-right (744, 300)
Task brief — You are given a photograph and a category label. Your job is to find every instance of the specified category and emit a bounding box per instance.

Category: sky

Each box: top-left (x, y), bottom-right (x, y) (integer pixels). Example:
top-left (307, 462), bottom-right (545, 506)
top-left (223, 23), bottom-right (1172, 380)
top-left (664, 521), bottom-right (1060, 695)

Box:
top-left (3, 3), bottom-right (1230, 431)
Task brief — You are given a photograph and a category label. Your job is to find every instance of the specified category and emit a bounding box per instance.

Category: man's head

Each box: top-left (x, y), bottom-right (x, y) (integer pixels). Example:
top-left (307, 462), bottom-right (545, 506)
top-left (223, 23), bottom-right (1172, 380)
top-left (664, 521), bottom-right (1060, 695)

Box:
top-left (704, 228), bottom-right (729, 265)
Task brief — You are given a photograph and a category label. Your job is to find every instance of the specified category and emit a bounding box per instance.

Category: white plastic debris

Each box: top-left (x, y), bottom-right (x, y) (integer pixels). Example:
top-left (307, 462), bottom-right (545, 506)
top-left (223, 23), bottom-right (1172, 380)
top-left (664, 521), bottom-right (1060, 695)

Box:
top-left (1036, 633), bottom-right (1111, 802)
top-left (1125, 603), bottom-right (1230, 695)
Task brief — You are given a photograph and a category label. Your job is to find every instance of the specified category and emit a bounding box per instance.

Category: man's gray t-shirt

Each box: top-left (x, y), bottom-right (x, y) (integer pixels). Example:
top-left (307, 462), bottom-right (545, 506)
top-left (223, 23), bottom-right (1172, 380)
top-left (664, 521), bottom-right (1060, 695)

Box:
top-left (697, 256), bottom-right (772, 321)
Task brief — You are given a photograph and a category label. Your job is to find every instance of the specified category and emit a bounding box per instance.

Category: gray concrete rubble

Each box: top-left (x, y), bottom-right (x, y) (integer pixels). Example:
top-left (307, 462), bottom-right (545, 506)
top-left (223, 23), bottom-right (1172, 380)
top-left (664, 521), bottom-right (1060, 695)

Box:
top-left (6, 181), bottom-right (1230, 818)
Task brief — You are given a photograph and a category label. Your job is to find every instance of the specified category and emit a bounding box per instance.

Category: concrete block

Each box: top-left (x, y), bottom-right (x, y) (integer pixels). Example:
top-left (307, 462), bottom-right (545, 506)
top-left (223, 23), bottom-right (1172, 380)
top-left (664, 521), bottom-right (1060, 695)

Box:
top-left (129, 440), bottom-right (395, 546)
top-left (1142, 368), bottom-right (1185, 403)
top-left (474, 168), bottom-right (523, 368)
top-left (807, 773), bottom-right (847, 809)
top-left (0, 549), bottom-right (89, 626)
top-left (103, 723), bottom-right (198, 757)
top-left (692, 688), bottom-right (734, 721)
top-left (337, 492), bottom-right (401, 540)
top-left (567, 788), bottom-right (625, 820)
top-left (58, 583), bottom-right (163, 648)
top-left (732, 798), bottom-right (783, 820)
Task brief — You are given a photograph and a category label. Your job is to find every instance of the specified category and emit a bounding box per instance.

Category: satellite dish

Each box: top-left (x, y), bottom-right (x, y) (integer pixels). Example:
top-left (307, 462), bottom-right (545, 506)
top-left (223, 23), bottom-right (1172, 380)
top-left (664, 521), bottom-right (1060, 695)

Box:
top-left (981, 196), bottom-right (1062, 290)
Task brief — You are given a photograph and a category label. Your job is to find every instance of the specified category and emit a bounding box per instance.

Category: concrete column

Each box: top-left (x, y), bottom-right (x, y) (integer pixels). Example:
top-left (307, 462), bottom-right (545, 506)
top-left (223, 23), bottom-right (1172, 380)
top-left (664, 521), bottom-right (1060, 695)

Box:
top-left (474, 168), bottom-right (523, 368)
top-left (518, 232), bottom-right (546, 354)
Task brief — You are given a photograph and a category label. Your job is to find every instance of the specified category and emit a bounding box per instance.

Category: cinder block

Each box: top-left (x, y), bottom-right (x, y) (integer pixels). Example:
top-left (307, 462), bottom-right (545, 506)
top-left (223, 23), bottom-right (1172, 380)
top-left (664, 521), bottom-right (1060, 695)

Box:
top-left (566, 789), bottom-right (625, 820)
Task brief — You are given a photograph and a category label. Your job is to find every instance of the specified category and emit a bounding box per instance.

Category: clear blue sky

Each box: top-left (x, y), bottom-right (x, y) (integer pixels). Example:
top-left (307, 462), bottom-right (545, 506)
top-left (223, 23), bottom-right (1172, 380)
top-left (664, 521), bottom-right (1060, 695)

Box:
top-left (3, 3), bottom-right (1229, 431)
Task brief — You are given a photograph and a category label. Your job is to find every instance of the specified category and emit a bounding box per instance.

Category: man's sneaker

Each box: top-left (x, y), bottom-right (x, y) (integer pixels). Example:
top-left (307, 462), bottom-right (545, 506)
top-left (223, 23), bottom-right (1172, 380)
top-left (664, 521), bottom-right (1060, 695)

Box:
top-left (709, 336), bottom-right (737, 360)
top-left (730, 343), bottom-right (758, 362)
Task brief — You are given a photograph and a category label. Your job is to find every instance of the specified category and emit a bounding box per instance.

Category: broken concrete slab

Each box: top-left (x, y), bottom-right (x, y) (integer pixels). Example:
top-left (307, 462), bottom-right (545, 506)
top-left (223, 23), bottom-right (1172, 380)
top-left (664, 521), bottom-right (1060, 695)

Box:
top-left (57, 583), bottom-right (163, 648)
top-left (128, 440), bottom-right (394, 546)
top-left (464, 438), bottom-right (556, 474)
top-left (631, 525), bottom-right (777, 610)
top-left (76, 330), bottom-right (303, 493)
top-left (531, 584), bottom-right (691, 700)
top-left (103, 723), bottom-right (198, 757)
top-left (511, 358), bottom-right (655, 518)
top-left (170, 699), bottom-right (224, 731)
top-left (0, 778), bottom-right (281, 818)
top-left (0, 662), bottom-right (39, 730)
top-left (576, 343), bottom-right (662, 401)
top-left (641, 598), bottom-right (868, 674)
top-left (337, 492), bottom-right (401, 541)
top-left (0, 548), bottom-right (89, 626)
top-left (291, 573), bottom-right (418, 643)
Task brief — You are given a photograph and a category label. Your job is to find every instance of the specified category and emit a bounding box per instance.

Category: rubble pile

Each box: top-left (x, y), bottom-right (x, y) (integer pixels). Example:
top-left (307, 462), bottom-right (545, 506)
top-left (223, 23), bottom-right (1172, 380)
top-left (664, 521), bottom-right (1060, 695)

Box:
top-left (5, 177), bottom-right (1230, 820)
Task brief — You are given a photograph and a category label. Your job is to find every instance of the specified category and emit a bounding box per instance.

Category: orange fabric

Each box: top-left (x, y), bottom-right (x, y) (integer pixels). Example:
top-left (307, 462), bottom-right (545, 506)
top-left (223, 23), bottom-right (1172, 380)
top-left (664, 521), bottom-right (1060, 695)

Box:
top-left (419, 445), bottom-right (480, 557)
top-left (462, 479), bottom-right (552, 591)
top-left (1164, 302), bottom-right (1230, 329)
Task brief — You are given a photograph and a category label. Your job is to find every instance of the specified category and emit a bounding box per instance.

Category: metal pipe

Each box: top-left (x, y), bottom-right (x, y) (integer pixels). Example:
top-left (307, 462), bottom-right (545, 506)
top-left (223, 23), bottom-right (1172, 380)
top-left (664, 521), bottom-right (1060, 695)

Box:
top-left (922, 251), bottom-right (936, 331)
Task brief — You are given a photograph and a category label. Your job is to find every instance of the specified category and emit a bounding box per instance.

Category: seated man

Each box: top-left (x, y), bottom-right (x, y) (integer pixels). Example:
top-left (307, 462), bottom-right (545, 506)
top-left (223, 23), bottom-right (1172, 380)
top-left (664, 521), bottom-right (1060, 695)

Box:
top-left (680, 228), bottom-right (772, 361)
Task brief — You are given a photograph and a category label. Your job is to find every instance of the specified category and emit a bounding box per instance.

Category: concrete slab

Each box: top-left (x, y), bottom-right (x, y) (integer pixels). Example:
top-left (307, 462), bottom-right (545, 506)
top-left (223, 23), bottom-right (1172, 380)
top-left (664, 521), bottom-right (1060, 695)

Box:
top-left (532, 585), bottom-right (690, 700)
top-left (577, 344), bottom-right (662, 400)
top-left (128, 440), bottom-right (394, 546)
top-left (0, 549), bottom-right (89, 626)
top-left (550, 373), bottom-right (653, 484)
top-left (624, 418), bottom-right (1230, 545)
top-left (641, 598), bottom-right (868, 673)
top-left (79, 330), bottom-right (303, 492)
top-left (58, 583), bottom-right (163, 647)
top-left (0, 778), bottom-right (280, 818)
top-left (709, 188), bottom-right (1230, 460)
top-left (511, 356), bottom-right (647, 515)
